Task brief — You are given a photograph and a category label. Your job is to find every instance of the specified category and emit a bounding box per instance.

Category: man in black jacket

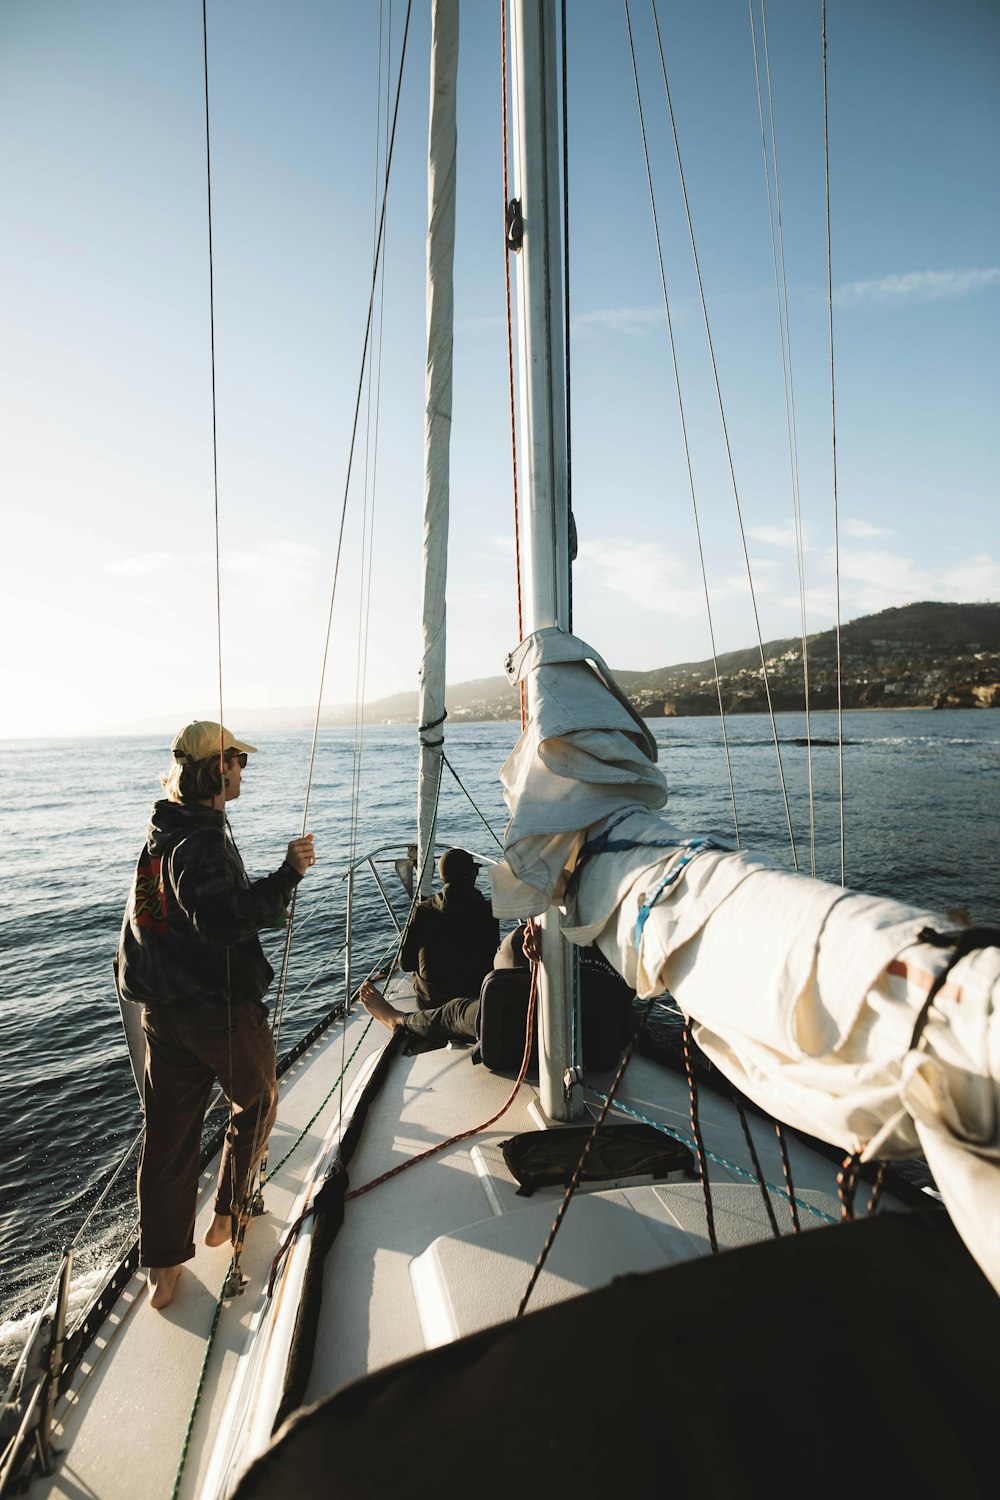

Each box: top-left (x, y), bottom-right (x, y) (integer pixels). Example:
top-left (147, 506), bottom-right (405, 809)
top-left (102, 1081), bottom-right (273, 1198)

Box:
top-left (399, 847), bottom-right (499, 1008)
top-left (118, 719), bottom-right (316, 1309)
top-left (360, 918), bottom-right (538, 1047)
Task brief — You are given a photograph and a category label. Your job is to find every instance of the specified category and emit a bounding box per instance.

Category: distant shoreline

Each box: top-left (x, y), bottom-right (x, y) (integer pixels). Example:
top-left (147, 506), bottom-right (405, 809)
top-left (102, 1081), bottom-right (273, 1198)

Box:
top-left (4, 700), bottom-right (996, 743)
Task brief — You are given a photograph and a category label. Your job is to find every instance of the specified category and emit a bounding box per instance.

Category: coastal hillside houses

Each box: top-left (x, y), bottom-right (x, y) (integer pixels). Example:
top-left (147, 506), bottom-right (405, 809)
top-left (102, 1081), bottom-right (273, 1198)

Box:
top-left (325, 601), bottom-right (1000, 725)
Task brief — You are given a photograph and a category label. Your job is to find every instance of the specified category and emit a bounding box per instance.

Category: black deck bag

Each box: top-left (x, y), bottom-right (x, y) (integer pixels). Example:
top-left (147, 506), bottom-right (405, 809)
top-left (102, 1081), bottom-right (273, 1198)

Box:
top-left (473, 960), bottom-right (633, 1074)
top-left (501, 1120), bottom-right (696, 1195)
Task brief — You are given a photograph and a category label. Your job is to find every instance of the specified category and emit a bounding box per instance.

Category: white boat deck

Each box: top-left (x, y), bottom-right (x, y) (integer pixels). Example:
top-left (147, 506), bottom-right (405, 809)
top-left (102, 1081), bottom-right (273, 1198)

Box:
top-left (34, 992), bottom-right (902, 1500)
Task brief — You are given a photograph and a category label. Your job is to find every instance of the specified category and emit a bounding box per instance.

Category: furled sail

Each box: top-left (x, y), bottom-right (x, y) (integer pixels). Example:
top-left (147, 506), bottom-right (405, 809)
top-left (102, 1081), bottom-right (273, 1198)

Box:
top-left (416, 0), bottom-right (458, 892)
top-left (491, 628), bottom-right (1000, 1296)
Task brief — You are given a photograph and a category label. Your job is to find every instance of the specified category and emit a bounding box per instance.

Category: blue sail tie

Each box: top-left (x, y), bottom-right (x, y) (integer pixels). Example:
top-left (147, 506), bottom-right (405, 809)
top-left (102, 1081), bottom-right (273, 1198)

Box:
top-left (634, 838), bottom-right (724, 953)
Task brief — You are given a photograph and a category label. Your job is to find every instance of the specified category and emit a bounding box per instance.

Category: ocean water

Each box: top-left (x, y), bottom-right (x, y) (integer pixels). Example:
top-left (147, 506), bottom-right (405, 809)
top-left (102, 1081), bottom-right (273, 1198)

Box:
top-left (1, 709), bottom-right (998, 1372)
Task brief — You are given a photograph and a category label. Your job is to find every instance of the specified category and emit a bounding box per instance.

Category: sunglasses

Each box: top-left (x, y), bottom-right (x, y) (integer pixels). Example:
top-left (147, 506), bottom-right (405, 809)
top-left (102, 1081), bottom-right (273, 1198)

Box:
top-left (225, 750), bottom-right (249, 769)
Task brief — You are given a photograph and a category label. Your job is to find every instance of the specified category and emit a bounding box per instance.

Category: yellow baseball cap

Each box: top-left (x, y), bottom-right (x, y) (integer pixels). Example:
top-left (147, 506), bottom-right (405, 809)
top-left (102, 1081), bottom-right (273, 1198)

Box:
top-left (171, 720), bottom-right (258, 764)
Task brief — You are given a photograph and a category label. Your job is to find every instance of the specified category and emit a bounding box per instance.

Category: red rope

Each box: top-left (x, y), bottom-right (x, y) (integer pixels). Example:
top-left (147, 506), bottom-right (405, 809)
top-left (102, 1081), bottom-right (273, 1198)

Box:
top-left (345, 948), bottom-right (540, 1202)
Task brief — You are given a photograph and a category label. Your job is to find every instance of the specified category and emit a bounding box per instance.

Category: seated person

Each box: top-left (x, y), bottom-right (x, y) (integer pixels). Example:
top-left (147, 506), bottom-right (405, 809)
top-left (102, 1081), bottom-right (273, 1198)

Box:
top-left (361, 920), bottom-right (539, 1046)
top-left (362, 923), bottom-right (634, 1071)
top-left (400, 847), bottom-right (499, 1008)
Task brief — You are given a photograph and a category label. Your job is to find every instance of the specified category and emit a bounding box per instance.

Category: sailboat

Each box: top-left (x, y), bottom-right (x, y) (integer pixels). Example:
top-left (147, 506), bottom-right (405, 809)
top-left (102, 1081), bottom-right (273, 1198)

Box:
top-left (2, 3), bottom-right (998, 1497)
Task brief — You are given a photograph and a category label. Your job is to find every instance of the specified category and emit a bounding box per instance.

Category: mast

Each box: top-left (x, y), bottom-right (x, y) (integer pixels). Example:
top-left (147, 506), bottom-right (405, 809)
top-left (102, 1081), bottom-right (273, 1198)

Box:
top-left (416, 0), bottom-right (459, 894)
top-left (510, 0), bottom-right (582, 1123)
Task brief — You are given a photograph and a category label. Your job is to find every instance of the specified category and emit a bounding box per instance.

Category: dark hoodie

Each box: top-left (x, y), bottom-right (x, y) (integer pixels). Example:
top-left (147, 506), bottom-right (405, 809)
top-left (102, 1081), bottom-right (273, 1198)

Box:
top-left (400, 881), bottom-right (500, 1005)
top-left (117, 800), bottom-right (301, 1009)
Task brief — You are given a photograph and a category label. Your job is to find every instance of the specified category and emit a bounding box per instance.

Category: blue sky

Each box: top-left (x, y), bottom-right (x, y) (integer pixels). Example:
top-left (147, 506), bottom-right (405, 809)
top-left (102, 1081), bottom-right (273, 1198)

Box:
top-left (1, 0), bottom-right (997, 738)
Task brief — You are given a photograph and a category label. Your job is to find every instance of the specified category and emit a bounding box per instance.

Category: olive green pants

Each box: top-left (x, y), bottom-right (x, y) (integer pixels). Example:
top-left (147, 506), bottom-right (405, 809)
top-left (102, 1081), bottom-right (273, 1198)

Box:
top-left (137, 1002), bottom-right (277, 1267)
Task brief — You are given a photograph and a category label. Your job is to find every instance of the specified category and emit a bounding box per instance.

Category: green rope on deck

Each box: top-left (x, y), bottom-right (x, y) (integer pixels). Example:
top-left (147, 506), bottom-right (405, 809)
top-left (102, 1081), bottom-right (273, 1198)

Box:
top-left (171, 1278), bottom-right (226, 1500)
top-left (169, 1017), bottom-right (375, 1497)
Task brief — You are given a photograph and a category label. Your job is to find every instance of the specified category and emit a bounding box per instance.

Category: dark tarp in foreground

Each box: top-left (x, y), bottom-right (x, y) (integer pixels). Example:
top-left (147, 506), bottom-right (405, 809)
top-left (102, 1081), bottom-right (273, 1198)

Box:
top-left (232, 1208), bottom-right (1000, 1500)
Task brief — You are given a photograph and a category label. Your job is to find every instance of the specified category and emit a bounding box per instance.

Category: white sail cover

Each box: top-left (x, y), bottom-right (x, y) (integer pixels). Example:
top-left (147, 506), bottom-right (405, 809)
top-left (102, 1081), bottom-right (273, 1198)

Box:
top-left (490, 630), bottom-right (1000, 1296)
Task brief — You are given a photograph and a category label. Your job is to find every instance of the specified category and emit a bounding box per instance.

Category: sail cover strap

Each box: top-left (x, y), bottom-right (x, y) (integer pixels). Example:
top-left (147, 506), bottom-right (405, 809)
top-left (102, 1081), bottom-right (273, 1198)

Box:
top-left (634, 838), bottom-right (727, 953)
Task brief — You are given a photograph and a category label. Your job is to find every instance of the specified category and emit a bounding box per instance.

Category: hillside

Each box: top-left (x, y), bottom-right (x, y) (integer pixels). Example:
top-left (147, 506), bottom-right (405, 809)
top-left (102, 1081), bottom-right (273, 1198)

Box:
top-left (333, 601), bottom-right (1000, 724)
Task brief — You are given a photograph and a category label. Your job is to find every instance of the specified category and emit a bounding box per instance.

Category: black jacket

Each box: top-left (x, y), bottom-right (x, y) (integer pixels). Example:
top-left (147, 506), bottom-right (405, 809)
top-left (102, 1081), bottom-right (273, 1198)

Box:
top-left (117, 800), bottom-right (300, 1009)
top-left (400, 882), bottom-right (500, 1005)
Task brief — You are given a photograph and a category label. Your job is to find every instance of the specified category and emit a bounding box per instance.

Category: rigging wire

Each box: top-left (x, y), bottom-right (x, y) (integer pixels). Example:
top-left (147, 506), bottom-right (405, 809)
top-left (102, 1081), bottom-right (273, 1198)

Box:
top-left (198, 0), bottom-right (242, 1237)
top-left (350, 0), bottom-right (392, 879)
top-left (300, 0), bottom-right (413, 830)
top-left (341, 0), bottom-right (395, 1150)
top-left (646, 0), bottom-right (799, 867)
top-left (501, 0), bottom-right (527, 731)
top-left (748, 0), bottom-right (818, 876)
top-left (268, 0), bottom-right (414, 1051)
top-left (199, 0), bottom-right (225, 747)
top-left (440, 751), bottom-right (505, 848)
top-left (623, 0), bottom-right (741, 847)
top-left (822, 0), bottom-right (847, 884)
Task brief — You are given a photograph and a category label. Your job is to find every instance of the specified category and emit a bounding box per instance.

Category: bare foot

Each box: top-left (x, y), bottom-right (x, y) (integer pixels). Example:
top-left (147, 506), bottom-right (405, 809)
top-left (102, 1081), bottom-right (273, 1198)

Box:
top-left (204, 1212), bottom-right (233, 1248)
top-left (147, 1265), bottom-right (182, 1309)
top-left (359, 980), bottom-right (403, 1032)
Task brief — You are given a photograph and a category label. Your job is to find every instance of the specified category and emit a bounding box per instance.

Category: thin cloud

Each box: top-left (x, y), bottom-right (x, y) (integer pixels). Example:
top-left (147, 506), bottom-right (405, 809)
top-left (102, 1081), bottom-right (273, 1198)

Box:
top-left (831, 547), bottom-right (1000, 616)
top-left (224, 540), bottom-right (320, 585)
top-left (105, 552), bottom-right (173, 576)
top-left (570, 306), bottom-right (663, 338)
top-left (105, 541), bottom-right (321, 594)
top-left (834, 268), bottom-right (1000, 308)
top-left (749, 523), bottom-right (801, 550)
top-left (576, 538), bottom-right (704, 615)
top-left (720, 558), bottom-right (782, 596)
top-left (577, 539), bottom-right (781, 616)
top-left (941, 555), bottom-right (1000, 598)
top-left (841, 518), bottom-right (889, 539)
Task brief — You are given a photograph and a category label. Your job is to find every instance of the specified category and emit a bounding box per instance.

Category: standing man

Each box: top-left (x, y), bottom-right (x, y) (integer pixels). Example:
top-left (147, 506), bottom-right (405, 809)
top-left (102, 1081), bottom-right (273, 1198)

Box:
top-left (400, 848), bottom-right (499, 1007)
top-left (117, 719), bottom-right (317, 1310)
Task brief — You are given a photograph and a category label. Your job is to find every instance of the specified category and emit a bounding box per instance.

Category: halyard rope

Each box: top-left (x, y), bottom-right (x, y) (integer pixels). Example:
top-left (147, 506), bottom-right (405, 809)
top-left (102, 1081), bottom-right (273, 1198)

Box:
top-left (748, 0), bottom-right (818, 876)
top-left (622, 0), bottom-right (741, 848)
top-left (170, 8), bottom-right (417, 1489)
top-left (822, 0), bottom-right (847, 883)
top-left (269, 0), bottom-right (414, 1060)
top-left (197, 0), bottom-right (243, 1267)
top-left (256, 2), bottom-right (415, 1235)
top-left (338, 0), bottom-right (396, 1164)
top-left (646, 0), bottom-right (800, 867)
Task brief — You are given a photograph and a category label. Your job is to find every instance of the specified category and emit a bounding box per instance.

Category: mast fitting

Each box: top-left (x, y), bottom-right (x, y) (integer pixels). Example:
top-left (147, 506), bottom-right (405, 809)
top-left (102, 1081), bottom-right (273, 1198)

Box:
top-left (506, 197), bottom-right (523, 251)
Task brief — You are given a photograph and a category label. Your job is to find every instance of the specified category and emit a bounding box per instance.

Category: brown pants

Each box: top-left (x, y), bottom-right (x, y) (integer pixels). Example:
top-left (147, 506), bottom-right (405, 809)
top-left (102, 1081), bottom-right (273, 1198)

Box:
top-left (137, 1002), bottom-right (278, 1267)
